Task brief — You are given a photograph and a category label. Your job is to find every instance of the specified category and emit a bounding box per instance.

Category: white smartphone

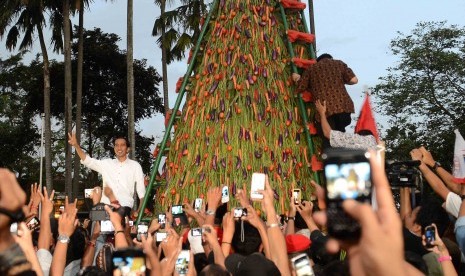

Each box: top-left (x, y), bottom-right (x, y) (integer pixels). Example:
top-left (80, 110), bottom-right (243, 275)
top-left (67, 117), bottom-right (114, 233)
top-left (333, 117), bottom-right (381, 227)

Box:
top-left (84, 188), bottom-right (93, 198)
top-left (137, 223), bottom-right (148, 242)
top-left (291, 253), bottom-right (315, 276)
top-left (194, 198), bottom-right (203, 212)
top-left (250, 173), bottom-right (266, 200)
top-left (175, 250), bottom-right (190, 274)
top-left (221, 186), bottom-right (229, 203)
top-left (100, 220), bottom-right (115, 233)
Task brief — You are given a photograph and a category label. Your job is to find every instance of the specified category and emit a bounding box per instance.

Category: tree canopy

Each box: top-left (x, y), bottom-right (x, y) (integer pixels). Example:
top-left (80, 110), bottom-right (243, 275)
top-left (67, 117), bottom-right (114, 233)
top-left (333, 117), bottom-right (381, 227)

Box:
top-left (373, 21), bottom-right (465, 168)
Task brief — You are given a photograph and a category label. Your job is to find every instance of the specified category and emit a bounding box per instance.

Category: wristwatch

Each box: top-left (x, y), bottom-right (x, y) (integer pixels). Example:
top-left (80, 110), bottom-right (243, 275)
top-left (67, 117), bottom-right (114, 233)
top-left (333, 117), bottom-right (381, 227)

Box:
top-left (286, 216), bottom-right (295, 222)
top-left (432, 161), bottom-right (441, 171)
top-left (205, 210), bottom-right (215, 216)
top-left (57, 234), bottom-right (70, 244)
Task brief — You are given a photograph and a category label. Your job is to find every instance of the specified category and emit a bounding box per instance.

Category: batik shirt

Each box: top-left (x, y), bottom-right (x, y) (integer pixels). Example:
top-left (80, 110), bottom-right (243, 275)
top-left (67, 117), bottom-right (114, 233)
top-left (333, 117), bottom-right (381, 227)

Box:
top-left (296, 58), bottom-right (356, 120)
top-left (330, 130), bottom-right (378, 150)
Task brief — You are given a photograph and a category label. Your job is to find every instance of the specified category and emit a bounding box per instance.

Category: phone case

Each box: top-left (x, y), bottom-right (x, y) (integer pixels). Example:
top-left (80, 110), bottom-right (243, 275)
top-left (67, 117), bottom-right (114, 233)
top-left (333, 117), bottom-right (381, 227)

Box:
top-left (221, 186), bottom-right (230, 203)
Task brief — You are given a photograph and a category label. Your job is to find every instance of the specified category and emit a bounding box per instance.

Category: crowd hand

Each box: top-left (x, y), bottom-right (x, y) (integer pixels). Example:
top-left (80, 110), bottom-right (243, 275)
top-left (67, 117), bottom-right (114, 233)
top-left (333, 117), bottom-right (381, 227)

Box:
top-left (410, 148), bottom-right (423, 162)
top-left (166, 206), bottom-right (173, 229)
top-left (419, 146), bottom-right (435, 167)
top-left (0, 169), bottom-right (27, 229)
top-left (243, 205), bottom-right (264, 229)
top-left (257, 175), bottom-right (276, 218)
top-left (64, 196), bottom-right (78, 215)
top-left (296, 201), bottom-right (313, 220)
top-left (184, 251), bottom-right (196, 276)
top-left (222, 212), bottom-right (235, 239)
top-left (313, 150), bottom-right (408, 276)
top-left (90, 186), bottom-right (102, 205)
top-left (207, 187), bottom-right (222, 210)
top-left (104, 205), bottom-right (122, 229)
top-left (235, 188), bottom-right (251, 207)
top-left (291, 73), bottom-right (301, 82)
top-left (58, 206), bottom-right (78, 237)
top-left (39, 187), bottom-right (55, 216)
top-left (161, 228), bottom-right (180, 258)
top-left (161, 236), bottom-right (182, 276)
top-left (202, 224), bottom-right (218, 246)
top-left (422, 224), bottom-right (447, 255)
top-left (148, 217), bottom-right (161, 234)
top-left (13, 222), bottom-right (34, 250)
top-left (310, 180), bottom-right (326, 210)
top-left (314, 99), bottom-right (327, 115)
top-left (30, 183), bottom-right (42, 210)
top-left (183, 201), bottom-right (196, 218)
top-left (133, 231), bottom-right (156, 256)
top-left (289, 196), bottom-right (297, 218)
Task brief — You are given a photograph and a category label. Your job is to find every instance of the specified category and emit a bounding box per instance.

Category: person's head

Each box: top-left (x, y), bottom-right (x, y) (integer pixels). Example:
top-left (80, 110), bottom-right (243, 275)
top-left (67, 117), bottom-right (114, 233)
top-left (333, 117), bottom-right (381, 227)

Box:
top-left (225, 252), bottom-right (280, 276)
top-left (317, 53), bottom-right (333, 62)
top-left (231, 221), bottom-right (262, 255)
top-left (113, 136), bottom-right (130, 160)
top-left (199, 263), bottom-right (230, 276)
top-left (66, 226), bottom-right (87, 266)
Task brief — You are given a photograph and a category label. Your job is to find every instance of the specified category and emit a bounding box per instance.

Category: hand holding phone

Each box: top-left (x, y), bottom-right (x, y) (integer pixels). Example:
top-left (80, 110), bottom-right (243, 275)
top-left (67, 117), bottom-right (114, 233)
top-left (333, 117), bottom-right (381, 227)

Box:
top-left (158, 213), bottom-right (166, 229)
top-left (293, 188), bottom-right (301, 204)
top-left (291, 253), bottom-right (314, 276)
top-left (425, 225), bottom-right (436, 248)
top-left (250, 173), bottom-right (266, 200)
top-left (221, 186), bottom-right (230, 203)
top-left (112, 248), bottom-right (146, 275)
top-left (194, 198), bottom-right (203, 212)
top-left (137, 222), bottom-right (149, 242)
top-left (175, 250), bottom-right (190, 274)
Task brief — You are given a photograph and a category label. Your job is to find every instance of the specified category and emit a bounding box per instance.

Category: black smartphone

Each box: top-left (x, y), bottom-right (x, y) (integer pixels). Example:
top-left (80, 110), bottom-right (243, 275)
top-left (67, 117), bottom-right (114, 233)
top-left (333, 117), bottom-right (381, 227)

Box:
top-left (112, 248), bottom-right (146, 275)
top-left (137, 222), bottom-right (149, 242)
top-left (322, 148), bottom-right (372, 240)
top-left (425, 225), bottom-right (436, 248)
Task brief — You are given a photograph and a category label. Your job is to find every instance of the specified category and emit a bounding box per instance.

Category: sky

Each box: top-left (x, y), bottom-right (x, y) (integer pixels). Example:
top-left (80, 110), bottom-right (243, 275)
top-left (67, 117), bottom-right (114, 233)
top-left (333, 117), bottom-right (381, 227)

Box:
top-left (1, 0), bottom-right (465, 147)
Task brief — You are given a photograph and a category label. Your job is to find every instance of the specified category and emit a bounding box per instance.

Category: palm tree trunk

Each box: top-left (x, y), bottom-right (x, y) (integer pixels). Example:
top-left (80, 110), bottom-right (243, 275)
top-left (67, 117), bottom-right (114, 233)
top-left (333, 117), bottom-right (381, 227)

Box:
top-left (63, 0), bottom-right (73, 198)
top-left (160, 0), bottom-right (169, 117)
top-left (37, 25), bottom-right (53, 192)
top-left (73, 0), bottom-right (84, 196)
top-left (127, 0), bottom-right (135, 159)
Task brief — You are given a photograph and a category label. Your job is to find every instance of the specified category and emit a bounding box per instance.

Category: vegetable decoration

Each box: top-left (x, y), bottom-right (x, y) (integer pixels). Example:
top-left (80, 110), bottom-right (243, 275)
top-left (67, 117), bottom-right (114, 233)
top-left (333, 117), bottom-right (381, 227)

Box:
top-left (154, 0), bottom-right (322, 214)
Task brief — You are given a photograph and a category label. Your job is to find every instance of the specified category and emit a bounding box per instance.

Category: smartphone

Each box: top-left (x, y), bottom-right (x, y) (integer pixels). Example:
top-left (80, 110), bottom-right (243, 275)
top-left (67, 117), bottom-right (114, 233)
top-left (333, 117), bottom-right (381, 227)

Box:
top-left (128, 220), bottom-right (134, 227)
top-left (194, 198), bottom-right (203, 212)
top-left (425, 225), bottom-right (436, 248)
top-left (158, 213), bottom-right (166, 229)
top-left (191, 227), bottom-right (202, 237)
top-left (221, 186), bottom-right (230, 203)
top-left (100, 220), bottom-right (115, 233)
top-left (291, 253), bottom-right (315, 276)
top-left (10, 222), bottom-right (18, 234)
top-left (156, 231), bottom-right (167, 242)
top-left (26, 217), bottom-right (40, 231)
top-left (112, 248), bottom-right (146, 275)
top-left (137, 222), bottom-right (149, 242)
top-left (84, 188), bottom-right (93, 198)
top-left (171, 205), bottom-right (183, 215)
top-left (233, 207), bottom-right (247, 218)
top-left (293, 188), bottom-right (302, 204)
top-left (250, 173), bottom-right (266, 200)
top-left (175, 250), bottom-right (190, 274)
top-left (322, 148), bottom-right (372, 240)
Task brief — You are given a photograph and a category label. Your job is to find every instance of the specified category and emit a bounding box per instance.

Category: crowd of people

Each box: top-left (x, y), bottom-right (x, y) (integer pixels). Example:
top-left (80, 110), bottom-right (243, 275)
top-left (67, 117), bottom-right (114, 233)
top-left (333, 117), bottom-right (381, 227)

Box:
top-left (0, 53), bottom-right (463, 276)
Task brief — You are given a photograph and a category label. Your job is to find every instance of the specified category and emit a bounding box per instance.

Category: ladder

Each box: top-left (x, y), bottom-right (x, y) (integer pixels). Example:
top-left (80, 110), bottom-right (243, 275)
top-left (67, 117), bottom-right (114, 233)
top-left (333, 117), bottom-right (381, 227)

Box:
top-left (136, 0), bottom-right (321, 224)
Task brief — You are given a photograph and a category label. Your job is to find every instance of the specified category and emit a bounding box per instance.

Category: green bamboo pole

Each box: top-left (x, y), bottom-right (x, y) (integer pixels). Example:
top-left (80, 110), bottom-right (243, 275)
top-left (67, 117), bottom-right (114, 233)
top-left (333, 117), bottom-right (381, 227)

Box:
top-left (278, 4), bottom-right (321, 184)
top-left (136, 0), bottom-right (220, 225)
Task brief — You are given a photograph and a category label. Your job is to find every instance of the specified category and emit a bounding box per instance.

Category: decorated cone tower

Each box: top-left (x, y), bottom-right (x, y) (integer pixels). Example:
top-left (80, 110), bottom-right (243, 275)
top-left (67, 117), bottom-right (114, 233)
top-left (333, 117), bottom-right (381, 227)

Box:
top-left (146, 0), bottom-right (323, 217)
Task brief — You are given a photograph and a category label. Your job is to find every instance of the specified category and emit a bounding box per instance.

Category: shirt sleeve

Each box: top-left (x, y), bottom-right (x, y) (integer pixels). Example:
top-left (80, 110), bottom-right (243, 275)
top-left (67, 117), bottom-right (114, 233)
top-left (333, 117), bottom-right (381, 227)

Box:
top-left (135, 163), bottom-right (146, 199)
top-left (80, 155), bottom-right (104, 174)
top-left (295, 68), bottom-right (311, 93)
top-left (340, 61), bottom-right (356, 84)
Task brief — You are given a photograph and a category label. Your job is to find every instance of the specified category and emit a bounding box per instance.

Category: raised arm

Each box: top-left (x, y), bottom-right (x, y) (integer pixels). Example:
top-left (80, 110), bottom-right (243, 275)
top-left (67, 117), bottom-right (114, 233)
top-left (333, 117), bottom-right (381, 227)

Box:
top-left (420, 147), bottom-right (460, 194)
top-left (315, 100), bottom-right (332, 139)
top-left (68, 132), bottom-right (87, 161)
top-left (38, 187), bottom-right (55, 250)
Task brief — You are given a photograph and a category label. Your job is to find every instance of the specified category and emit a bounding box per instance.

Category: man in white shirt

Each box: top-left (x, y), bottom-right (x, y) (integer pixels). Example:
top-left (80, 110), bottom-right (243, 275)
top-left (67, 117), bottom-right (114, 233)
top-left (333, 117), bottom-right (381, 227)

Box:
top-left (68, 132), bottom-right (145, 217)
top-left (315, 100), bottom-right (378, 151)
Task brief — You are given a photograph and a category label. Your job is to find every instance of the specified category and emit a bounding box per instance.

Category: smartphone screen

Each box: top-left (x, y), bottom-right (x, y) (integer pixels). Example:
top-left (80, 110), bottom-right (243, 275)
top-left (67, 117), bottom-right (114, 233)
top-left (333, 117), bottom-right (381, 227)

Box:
top-left (194, 198), bottom-right (202, 212)
top-left (112, 248), bottom-right (146, 275)
top-left (175, 250), bottom-right (190, 274)
top-left (84, 188), bottom-right (93, 198)
top-left (137, 224), bottom-right (148, 242)
top-left (250, 173), bottom-right (265, 200)
top-left (101, 220), bottom-right (115, 233)
top-left (171, 205), bottom-right (183, 215)
top-left (291, 253), bottom-right (314, 276)
top-left (323, 149), bottom-right (371, 240)
top-left (26, 217), bottom-right (40, 231)
top-left (425, 226), bottom-right (436, 248)
top-left (156, 232), bottom-right (167, 242)
top-left (293, 188), bottom-right (301, 204)
top-left (158, 214), bottom-right (166, 229)
top-left (191, 228), bottom-right (202, 237)
top-left (221, 186), bottom-right (230, 203)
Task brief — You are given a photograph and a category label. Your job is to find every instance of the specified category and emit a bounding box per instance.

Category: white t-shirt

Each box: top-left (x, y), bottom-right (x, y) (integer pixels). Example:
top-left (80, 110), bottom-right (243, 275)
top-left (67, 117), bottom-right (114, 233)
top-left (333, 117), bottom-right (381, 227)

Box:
top-left (330, 130), bottom-right (378, 150)
top-left (81, 156), bottom-right (146, 208)
top-left (445, 191), bottom-right (461, 218)
top-left (36, 249), bottom-right (81, 276)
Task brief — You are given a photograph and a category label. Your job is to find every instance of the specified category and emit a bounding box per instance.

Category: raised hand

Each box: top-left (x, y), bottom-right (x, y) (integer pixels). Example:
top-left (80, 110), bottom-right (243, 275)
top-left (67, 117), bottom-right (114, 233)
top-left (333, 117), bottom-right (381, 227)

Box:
top-left (67, 132), bottom-right (78, 147)
top-left (39, 187), bottom-right (55, 216)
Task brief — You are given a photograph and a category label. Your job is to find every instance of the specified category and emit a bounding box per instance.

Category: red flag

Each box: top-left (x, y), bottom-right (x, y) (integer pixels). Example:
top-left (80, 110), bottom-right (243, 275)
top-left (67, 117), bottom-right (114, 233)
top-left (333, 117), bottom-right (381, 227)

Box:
top-left (354, 93), bottom-right (380, 142)
top-left (453, 129), bottom-right (465, 184)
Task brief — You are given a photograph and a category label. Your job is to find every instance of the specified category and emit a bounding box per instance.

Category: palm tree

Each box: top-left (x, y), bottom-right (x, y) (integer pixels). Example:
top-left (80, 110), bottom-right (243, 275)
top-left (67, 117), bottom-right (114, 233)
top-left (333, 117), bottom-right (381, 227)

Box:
top-left (0, 0), bottom-right (62, 192)
top-left (127, 0), bottom-right (135, 159)
top-left (154, 0), bottom-right (170, 117)
top-left (63, 0), bottom-right (74, 197)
